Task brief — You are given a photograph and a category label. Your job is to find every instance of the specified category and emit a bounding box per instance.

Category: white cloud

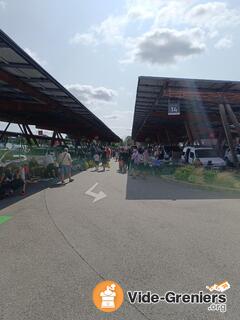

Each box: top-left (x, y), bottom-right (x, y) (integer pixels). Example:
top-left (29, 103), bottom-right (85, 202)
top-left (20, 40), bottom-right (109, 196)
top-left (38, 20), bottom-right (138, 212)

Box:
top-left (123, 28), bottom-right (205, 65)
top-left (65, 84), bottom-right (131, 138)
top-left (24, 48), bottom-right (47, 66)
top-left (70, 1), bottom-right (239, 65)
top-left (65, 84), bottom-right (117, 106)
top-left (186, 2), bottom-right (240, 30)
top-left (94, 15), bottom-right (127, 44)
top-left (103, 114), bottom-right (119, 120)
top-left (69, 32), bottom-right (98, 46)
top-left (215, 36), bottom-right (233, 49)
top-left (127, 5), bottom-right (154, 21)
top-left (0, 1), bottom-right (6, 9)
top-left (103, 110), bottom-right (133, 120)
top-left (102, 110), bottom-right (133, 136)
top-left (70, 15), bottom-right (128, 47)
top-left (153, 1), bottom-right (188, 28)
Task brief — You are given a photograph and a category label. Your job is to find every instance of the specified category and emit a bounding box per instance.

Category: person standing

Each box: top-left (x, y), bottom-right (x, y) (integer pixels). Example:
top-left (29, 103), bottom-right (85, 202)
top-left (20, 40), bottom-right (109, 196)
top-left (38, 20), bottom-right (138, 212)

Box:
top-left (93, 152), bottom-right (100, 171)
top-left (131, 148), bottom-right (139, 178)
top-left (45, 151), bottom-right (56, 178)
top-left (58, 147), bottom-right (73, 184)
top-left (101, 147), bottom-right (108, 171)
top-left (121, 148), bottom-right (130, 174)
top-left (106, 146), bottom-right (111, 160)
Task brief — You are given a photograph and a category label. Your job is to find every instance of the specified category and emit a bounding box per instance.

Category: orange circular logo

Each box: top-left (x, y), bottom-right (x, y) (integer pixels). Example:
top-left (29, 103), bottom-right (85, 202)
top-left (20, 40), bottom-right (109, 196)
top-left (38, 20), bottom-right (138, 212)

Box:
top-left (92, 280), bottom-right (124, 313)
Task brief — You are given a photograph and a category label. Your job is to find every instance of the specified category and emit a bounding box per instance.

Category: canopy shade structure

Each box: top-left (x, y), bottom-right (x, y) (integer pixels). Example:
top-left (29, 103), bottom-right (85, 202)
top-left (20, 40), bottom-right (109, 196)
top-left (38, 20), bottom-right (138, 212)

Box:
top-left (0, 29), bottom-right (120, 142)
top-left (132, 76), bottom-right (240, 143)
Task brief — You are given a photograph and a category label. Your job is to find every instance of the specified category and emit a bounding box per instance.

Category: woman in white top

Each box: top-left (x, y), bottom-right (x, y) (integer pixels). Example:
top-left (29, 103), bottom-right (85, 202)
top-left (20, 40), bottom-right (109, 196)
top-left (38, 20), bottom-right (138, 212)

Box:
top-left (58, 148), bottom-right (73, 184)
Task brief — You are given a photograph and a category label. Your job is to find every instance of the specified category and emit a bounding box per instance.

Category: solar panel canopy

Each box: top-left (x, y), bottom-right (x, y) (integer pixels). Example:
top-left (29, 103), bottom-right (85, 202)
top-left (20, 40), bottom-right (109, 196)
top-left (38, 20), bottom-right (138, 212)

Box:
top-left (0, 29), bottom-right (120, 142)
top-left (132, 76), bottom-right (240, 143)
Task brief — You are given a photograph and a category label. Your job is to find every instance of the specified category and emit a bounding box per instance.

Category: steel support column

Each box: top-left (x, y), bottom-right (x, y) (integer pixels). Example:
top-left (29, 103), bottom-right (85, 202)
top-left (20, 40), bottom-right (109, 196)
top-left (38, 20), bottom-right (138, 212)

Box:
top-left (18, 124), bottom-right (32, 145)
top-left (225, 104), bottom-right (240, 136)
top-left (184, 121), bottom-right (194, 145)
top-left (219, 104), bottom-right (238, 167)
top-left (51, 131), bottom-right (57, 147)
top-left (24, 125), bottom-right (39, 146)
top-left (0, 122), bottom-right (10, 141)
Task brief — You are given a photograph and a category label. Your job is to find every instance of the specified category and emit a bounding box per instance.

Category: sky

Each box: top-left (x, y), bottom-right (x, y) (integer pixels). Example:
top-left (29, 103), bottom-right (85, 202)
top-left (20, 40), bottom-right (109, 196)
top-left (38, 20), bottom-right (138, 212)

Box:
top-left (1, 0), bottom-right (240, 139)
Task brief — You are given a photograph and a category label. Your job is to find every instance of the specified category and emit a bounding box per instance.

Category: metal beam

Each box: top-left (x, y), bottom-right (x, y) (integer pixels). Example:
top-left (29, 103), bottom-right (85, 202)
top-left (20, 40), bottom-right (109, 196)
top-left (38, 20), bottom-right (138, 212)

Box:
top-left (18, 77), bottom-right (50, 83)
top-left (51, 131), bottom-right (57, 147)
top-left (25, 124), bottom-right (39, 146)
top-left (184, 121), bottom-right (194, 144)
top-left (0, 69), bottom-right (60, 107)
top-left (0, 62), bottom-right (34, 69)
top-left (0, 100), bottom-right (56, 112)
top-left (164, 87), bottom-right (240, 104)
top-left (0, 122), bottom-right (10, 141)
top-left (18, 124), bottom-right (32, 145)
top-left (225, 103), bottom-right (240, 136)
top-left (219, 104), bottom-right (239, 167)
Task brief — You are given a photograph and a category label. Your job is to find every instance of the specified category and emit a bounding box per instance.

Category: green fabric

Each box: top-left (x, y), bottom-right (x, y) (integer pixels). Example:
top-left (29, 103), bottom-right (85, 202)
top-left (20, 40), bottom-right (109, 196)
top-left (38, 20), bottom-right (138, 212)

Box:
top-left (0, 215), bottom-right (12, 225)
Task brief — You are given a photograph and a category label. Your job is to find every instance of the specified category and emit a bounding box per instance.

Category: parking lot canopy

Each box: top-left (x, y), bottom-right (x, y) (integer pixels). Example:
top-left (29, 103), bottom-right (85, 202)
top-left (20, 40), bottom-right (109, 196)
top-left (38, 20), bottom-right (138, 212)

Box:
top-left (132, 76), bottom-right (240, 143)
top-left (0, 29), bottom-right (120, 142)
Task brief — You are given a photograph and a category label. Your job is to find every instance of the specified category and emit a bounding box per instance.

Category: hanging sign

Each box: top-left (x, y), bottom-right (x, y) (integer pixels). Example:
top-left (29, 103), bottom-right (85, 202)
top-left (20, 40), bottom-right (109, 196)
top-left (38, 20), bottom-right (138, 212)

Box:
top-left (168, 101), bottom-right (180, 115)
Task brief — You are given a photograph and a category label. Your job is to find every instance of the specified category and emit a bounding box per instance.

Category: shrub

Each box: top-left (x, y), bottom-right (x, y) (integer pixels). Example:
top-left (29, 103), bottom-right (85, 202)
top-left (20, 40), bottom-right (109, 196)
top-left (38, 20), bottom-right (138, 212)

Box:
top-left (85, 161), bottom-right (89, 169)
top-left (174, 166), bottom-right (195, 181)
top-left (188, 174), bottom-right (197, 183)
top-left (214, 172), bottom-right (237, 188)
top-left (88, 160), bottom-right (94, 167)
top-left (203, 170), bottom-right (218, 184)
top-left (172, 164), bottom-right (240, 189)
top-left (159, 165), bottom-right (176, 176)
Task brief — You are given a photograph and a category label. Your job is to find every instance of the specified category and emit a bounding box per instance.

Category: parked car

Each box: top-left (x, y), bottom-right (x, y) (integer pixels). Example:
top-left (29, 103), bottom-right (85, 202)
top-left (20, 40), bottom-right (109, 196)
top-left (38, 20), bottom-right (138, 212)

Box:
top-left (224, 146), bottom-right (240, 166)
top-left (181, 146), bottom-right (226, 169)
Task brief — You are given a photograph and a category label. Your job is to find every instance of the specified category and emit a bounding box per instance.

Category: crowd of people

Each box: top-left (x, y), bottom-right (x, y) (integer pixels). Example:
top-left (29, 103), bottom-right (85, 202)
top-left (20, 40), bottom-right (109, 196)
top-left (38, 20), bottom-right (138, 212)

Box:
top-left (91, 145), bottom-right (112, 171)
top-left (0, 142), bottom-right (180, 199)
top-left (113, 145), bottom-right (179, 177)
top-left (0, 143), bottom-right (113, 199)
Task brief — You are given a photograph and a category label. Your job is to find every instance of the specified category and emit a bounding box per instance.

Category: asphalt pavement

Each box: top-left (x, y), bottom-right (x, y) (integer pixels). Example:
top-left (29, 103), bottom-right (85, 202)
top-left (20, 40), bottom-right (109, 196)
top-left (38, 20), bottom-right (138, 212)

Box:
top-left (0, 161), bottom-right (240, 320)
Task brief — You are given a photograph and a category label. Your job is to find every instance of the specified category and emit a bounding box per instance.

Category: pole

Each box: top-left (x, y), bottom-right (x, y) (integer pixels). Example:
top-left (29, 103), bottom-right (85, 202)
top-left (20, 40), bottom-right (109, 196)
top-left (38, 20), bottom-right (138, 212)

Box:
top-left (21, 124), bottom-right (32, 146)
top-left (51, 131), bottom-right (57, 147)
top-left (219, 104), bottom-right (239, 167)
top-left (225, 104), bottom-right (240, 136)
top-left (184, 121), bottom-right (194, 145)
top-left (25, 125), bottom-right (39, 146)
top-left (0, 122), bottom-right (10, 141)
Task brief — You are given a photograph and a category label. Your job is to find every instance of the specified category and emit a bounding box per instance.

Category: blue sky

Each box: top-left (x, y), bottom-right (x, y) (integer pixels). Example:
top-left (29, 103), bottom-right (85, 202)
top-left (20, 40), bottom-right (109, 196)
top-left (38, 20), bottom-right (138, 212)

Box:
top-left (1, 0), bottom-right (240, 138)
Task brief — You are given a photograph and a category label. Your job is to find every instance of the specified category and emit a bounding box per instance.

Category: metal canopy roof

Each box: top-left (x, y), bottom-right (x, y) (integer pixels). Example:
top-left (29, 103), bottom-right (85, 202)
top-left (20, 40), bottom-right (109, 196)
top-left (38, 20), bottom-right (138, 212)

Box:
top-left (0, 29), bottom-right (120, 142)
top-left (132, 76), bottom-right (240, 142)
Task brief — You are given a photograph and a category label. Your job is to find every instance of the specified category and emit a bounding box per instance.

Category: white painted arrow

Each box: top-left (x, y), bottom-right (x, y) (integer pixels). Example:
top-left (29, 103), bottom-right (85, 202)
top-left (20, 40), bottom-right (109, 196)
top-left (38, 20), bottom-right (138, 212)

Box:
top-left (85, 182), bottom-right (106, 203)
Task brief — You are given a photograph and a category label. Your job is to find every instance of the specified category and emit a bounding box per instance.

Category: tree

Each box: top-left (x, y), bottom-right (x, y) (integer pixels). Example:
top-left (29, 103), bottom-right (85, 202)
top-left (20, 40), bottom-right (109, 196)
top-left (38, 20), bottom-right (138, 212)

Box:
top-left (124, 136), bottom-right (133, 146)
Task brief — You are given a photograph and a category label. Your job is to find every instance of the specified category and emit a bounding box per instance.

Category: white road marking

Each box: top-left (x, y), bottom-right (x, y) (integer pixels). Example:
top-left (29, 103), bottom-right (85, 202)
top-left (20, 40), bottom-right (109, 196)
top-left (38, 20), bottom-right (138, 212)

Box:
top-left (85, 182), bottom-right (107, 203)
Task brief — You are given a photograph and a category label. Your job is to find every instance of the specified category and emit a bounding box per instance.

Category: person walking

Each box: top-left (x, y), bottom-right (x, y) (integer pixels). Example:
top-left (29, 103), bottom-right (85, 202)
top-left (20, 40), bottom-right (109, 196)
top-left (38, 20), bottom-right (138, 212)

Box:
top-left (58, 147), bottom-right (73, 184)
top-left (45, 150), bottom-right (57, 178)
top-left (93, 152), bottom-right (100, 171)
top-left (131, 148), bottom-right (139, 178)
top-left (101, 147), bottom-right (108, 172)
